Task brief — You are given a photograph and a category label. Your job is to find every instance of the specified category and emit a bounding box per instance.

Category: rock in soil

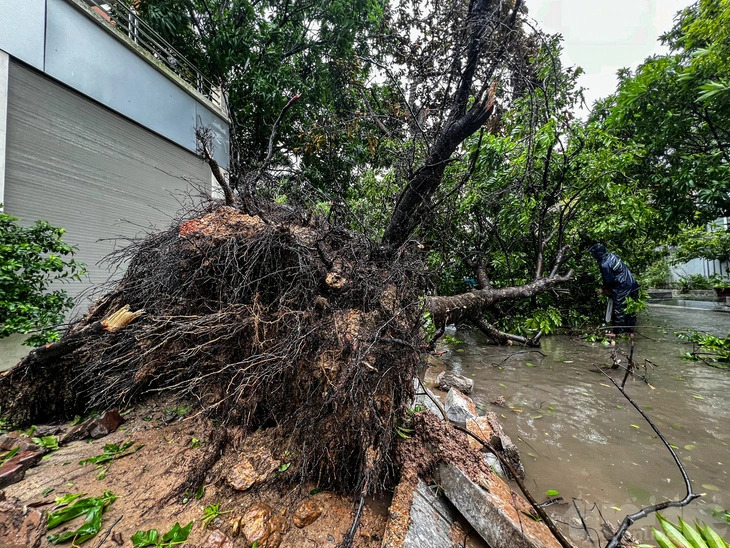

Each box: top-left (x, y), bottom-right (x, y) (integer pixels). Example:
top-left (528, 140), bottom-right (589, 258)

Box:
top-left (0, 450), bottom-right (43, 488)
top-left (444, 388), bottom-right (477, 424)
top-left (435, 371), bottom-right (474, 394)
top-left (60, 409), bottom-right (125, 444)
top-left (0, 433), bottom-right (41, 453)
top-left (0, 463), bottom-right (26, 489)
top-left (226, 449), bottom-right (280, 491)
top-left (200, 530), bottom-right (235, 548)
top-left (293, 498), bottom-right (324, 528)
top-left (0, 497), bottom-right (46, 548)
top-left (240, 503), bottom-right (283, 548)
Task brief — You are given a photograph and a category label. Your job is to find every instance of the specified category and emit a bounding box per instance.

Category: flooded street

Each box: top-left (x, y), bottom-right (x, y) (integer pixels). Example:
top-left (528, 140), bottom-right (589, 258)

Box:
top-left (436, 305), bottom-right (730, 546)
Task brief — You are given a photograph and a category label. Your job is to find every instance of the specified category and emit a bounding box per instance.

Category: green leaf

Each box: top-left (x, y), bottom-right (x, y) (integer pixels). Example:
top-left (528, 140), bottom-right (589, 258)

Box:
top-left (46, 491), bottom-right (116, 544)
top-left (32, 436), bottom-right (59, 451)
top-left (278, 462), bottom-right (291, 472)
top-left (0, 446), bottom-right (20, 464)
top-left (545, 489), bottom-right (559, 497)
top-left (131, 529), bottom-right (160, 547)
top-left (160, 521), bottom-right (193, 544)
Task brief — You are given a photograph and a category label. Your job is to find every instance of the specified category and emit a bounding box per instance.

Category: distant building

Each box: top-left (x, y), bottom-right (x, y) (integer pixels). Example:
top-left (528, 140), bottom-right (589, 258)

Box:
top-left (0, 0), bottom-right (230, 307)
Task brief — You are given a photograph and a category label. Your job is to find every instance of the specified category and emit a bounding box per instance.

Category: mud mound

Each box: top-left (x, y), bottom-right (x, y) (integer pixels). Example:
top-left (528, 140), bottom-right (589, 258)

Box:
top-left (0, 203), bottom-right (425, 495)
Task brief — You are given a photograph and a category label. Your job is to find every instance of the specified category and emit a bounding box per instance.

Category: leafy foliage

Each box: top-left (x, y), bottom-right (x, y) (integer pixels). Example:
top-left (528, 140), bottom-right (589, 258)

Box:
top-left (677, 329), bottom-right (730, 368)
top-left (651, 512), bottom-right (728, 548)
top-left (79, 441), bottom-right (145, 480)
top-left (672, 223), bottom-right (730, 266)
top-left (0, 446), bottom-right (19, 464)
top-left (131, 522), bottom-right (193, 547)
top-left (201, 503), bottom-right (233, 529)
top-left (602, 0), bottom-right (730, 226)
top-left (46, 491), bottom-right (116, 545)
top-left (32, 435), bottom-right (60, 451)
top-left (640, 257), bottom-right (672, 289)
top-left (0, 207), bottom-right (85, 346)
top-left (136, 0), bottom-right (384, 204)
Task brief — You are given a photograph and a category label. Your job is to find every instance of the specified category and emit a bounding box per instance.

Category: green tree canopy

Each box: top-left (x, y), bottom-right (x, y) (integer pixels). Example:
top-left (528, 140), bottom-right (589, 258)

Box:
top-left (600, 0), bottom-right (730, 227)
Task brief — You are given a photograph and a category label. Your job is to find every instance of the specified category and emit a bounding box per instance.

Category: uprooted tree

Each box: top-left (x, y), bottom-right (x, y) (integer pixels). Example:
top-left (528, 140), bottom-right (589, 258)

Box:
top-left (0, 0), bottom-right (583, 544)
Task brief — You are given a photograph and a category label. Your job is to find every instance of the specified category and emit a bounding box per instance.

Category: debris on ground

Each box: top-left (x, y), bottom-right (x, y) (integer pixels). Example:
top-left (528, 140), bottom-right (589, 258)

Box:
top-left (61, 409), bottom-right (125, 444)
top-left (0, 496), bottom-right (46, 548)
top-left (436, 370), bottom-right (474, 394)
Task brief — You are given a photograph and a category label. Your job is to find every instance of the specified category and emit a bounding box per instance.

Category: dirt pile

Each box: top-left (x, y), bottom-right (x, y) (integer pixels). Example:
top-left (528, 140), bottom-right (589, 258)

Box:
top-left (0, 402), bottom-right (390, 548)
top-left (0, 203), bottom-right (425, 497)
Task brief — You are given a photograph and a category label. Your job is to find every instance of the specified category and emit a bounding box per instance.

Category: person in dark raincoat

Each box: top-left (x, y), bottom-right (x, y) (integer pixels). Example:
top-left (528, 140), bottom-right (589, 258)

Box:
top-left (588, 243), bottom-right (641, 335)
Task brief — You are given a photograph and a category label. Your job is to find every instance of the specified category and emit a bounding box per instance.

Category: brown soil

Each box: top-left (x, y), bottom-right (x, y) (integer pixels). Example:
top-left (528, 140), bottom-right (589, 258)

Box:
top-left (2, 398), bottom-right (389, 548)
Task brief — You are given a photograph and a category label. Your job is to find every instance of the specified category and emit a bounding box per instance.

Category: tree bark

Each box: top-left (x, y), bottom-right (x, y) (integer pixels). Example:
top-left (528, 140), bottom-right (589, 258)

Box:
top-left (471, 316), bottom-right (541, 347)
top-left (425, 272), bottom-right (572, 328)
top-left (381, 0), bottom-right (502, 248)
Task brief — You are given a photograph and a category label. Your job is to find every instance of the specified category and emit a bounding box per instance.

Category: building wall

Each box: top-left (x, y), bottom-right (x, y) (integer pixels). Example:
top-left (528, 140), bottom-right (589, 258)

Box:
top-left (0, 0), bottom-right (46, 71)
top-left (0, 0), bottom-right (229, 168)
top-left (4, 60), bottom-right (212, 306)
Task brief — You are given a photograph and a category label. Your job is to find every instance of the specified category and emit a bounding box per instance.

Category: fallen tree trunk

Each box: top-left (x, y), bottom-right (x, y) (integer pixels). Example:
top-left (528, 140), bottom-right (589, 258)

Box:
top-left (426, 271), bottom-right (573, 328)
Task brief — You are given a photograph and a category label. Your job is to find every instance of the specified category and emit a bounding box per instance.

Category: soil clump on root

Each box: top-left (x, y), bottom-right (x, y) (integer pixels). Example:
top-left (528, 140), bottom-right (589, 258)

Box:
top-left (0, 203), bottom-right (425, 499)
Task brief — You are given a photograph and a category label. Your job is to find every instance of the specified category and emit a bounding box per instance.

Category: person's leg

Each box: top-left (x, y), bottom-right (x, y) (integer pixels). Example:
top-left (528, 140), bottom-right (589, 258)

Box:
top-left (625, 288), bottom-right (640, 334)
top-left (612, 289), bottom-right (629, 334)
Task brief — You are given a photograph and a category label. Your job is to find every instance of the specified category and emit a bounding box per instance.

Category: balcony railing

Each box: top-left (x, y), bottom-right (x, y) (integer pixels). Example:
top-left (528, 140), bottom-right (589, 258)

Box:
top-left (81, 0), bottom-right (224, 110)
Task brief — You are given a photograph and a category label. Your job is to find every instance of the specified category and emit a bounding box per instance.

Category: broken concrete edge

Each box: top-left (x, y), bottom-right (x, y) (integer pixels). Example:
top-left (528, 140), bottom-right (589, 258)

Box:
top-left (381, 468), bottom-right (419, 548)
top-left (382, 468), bottom-right (462, 548)
top-left (382, 460), bottom-right (562, 548)
top-left (444, 387), bottom-right (476, 425)
top-left (438, 462), bottom-right (562, 548)
top-left (435, 370), bottom-right (474, 394)
top-left (411, 379), bottom-right (525, 480)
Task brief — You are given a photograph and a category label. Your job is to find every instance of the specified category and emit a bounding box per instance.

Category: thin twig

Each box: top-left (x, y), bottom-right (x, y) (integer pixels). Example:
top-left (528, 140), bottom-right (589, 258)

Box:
top-left (94, 514), bottom-right (123, 548)
top-left (596, 368), bottom-right (702, 548)
top-left (572, 498), bottom-right (594, 544)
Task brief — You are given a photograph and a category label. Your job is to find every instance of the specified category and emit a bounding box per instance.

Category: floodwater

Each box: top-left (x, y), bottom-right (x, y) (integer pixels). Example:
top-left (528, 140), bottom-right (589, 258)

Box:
top-left (436, 305), bottom-right (729, 546)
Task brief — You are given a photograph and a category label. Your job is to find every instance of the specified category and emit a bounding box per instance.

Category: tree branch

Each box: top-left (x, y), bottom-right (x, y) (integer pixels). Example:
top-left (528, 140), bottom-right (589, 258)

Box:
top-left (426, 270), bottom-right (572, 328)
top-left (596, 368), bottom-right (702, 548)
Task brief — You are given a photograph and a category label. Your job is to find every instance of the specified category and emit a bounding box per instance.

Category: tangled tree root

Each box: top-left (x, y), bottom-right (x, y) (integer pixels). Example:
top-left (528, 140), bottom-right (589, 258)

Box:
top-left (0, 203), bottom-right (426, 496)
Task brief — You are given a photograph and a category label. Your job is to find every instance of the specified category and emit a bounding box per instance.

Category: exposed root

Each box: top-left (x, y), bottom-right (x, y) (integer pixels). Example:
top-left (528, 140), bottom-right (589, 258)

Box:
top-left (0, 202), bottom-right (425, 495)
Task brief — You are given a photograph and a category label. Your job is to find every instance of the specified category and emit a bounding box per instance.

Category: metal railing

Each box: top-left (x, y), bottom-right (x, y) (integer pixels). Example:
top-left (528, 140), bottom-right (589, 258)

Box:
top-left (81, 0), bottom-right (224, 110)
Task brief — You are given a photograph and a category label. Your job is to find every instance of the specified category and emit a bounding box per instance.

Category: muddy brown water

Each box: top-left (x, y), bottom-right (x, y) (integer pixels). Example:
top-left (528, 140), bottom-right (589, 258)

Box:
top-left (436, 305), bottom-right (729, 547)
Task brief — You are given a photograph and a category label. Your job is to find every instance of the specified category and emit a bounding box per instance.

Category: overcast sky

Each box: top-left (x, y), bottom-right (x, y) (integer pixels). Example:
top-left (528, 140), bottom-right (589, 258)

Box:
top-left (526, 0), bottom-right (690, 111)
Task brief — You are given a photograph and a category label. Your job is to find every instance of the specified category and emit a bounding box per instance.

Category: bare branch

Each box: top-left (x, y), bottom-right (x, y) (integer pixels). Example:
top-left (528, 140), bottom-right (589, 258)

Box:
top-left (595, 367), bottom-right (702, 548)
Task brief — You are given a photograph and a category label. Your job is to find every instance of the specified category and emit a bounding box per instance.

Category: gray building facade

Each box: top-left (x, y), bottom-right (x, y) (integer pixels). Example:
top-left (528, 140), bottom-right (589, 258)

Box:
top-left (0, 0), bottom-right (230, 306)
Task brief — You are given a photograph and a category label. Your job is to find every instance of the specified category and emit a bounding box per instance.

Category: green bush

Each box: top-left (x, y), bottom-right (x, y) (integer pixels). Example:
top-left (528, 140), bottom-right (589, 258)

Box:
top-left (0, 206), bottom-right (85, 346)
top-left (679, 273), bottom-right (714, 292)
top-left (640, 258), bottom-right (672, 289)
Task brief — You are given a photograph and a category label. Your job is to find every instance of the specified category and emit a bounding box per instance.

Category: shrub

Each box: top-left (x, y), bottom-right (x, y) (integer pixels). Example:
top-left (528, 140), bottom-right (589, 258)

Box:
top-left (0, 206), bottom-right (85, 346)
